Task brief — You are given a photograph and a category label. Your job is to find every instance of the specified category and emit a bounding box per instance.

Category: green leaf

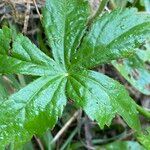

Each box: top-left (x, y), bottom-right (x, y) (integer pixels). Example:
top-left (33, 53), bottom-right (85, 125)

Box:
top-left (0, 74), bottom-right (67, 148)
top-left (39, 130), bottom-right (53, 150)
top-left (112, 41), bottom-right (150, 95)
top-left (112, 55), bottom-right (150, 95)
top-left (67, 70), bottom-right (140, 129)
top-left (96, 141), bottom-right (145, 150)
top-left (137, 44), bottom-right (150, 62)
top-left (23, 142), bottom-right (34, 150)
top-left (137, 127), bottom-right (150, 150)
top-left (70, 8), bottom-right (150, 69)
top-left (111, 0), bottom-right (128, 8)
top-left (42, 0), bottom-right (90, 69)
top-left (6, 74), bottom-right (21, 90)
top-left (1, 2), bottom-right (147, 148)
top-left (0, 26), bottom-right (12, 54)
top-left (143, 0), bottom-right (150, 12)
top-left (0, 76), bottom-right (8, 101)
top-left (0, 34), bottom-right (62, 76)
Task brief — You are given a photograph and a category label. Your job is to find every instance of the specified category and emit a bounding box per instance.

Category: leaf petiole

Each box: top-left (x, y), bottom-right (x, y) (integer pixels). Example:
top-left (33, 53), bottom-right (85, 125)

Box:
top-left (136, 104), bottom-right (150, 120)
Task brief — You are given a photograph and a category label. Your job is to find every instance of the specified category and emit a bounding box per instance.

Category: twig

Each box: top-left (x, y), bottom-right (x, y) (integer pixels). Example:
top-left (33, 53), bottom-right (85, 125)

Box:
top-left (51, 110), bottom-right (80, 144)
top-left (2, 76), bottom-right (13, 84)
top-left (22, 0), bottom-right (31, 34)
top-left (95, 0), bottom-right (109, 16)
top-left (3, 0), bottom-right (45, 5)
top-left (84, 116), bottom-right (94, 150)
top-left (26, 28), bottom-right (40, 35)
top-left (32, 0), bottom-right (42, 20)
top-left (34, 135), bottom-right (44, 150)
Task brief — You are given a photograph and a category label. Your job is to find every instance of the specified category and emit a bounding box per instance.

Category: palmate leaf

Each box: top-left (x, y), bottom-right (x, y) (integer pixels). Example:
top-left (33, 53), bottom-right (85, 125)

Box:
top-left (70, 8), bottom-right (150, 69)
top-left (42, 0), bottom-right (90, 69)
top-left (1, 0), bottom-right (150, 147)
top-left (67, 70), bottom-right (140, 129)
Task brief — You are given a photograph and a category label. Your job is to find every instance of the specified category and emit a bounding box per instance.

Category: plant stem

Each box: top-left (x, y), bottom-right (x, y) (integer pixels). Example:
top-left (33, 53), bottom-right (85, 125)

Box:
top-left (22, 0), bottom-right (31, 34)
top-left (84, 116), bottom-right (93, 150)
top-left (88, 0), bottom-right (109, 26)
top-left (96, 0), bottom-right (109, 17)
top-left (34, 135), bottom-right (44, 150)
top-left (32, 0), bottom-right (42, 20)
top-left (136, 104), bottom-right (150, 119)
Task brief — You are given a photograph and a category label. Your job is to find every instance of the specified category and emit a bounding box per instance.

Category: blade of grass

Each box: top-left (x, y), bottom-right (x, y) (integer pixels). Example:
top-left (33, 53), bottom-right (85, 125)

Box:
top-left (60, 127), bottom-right (78, 150)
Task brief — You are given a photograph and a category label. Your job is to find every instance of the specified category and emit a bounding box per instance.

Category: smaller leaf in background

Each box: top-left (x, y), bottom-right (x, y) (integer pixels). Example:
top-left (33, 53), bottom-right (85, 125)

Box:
top-left (137, 127), bottom-right (150, 150)
top-left (143, 0), bottom-right (150, 12)
top-left (67, 70), bottom-right (140, 130)
top-left (9, 23), bottom-right (19, 40)
top-left (39, 130), bottom-right (54, 150)
top-left (140, 0), bottom-right (145, 6)
top-left (112, 41), bottom-right (150, 95)
top-left (96, 141), bottom-right (145, 150)
top-left (22, 142), bottom-right (34, 150)
top-left (0, 76), bottom-right (8, 101)
top-left (37, 25), bottom-right (52, 57)
top-left (0, 26), bottom-right (12, 54)
top-left (6, 75), bottom-right (21, 90)
top-left (110, 0), bottom-right (128, 8)
top-left (137, 41), bottom-right (150, 62)
top-left (0, 74), bottom-right (21, 101)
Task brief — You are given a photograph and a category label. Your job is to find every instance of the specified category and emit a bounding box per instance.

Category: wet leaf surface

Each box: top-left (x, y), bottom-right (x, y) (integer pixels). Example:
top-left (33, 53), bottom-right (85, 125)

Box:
top-left (113, 43), bottom-right (150, 95)
top-left (1, 0), bottom-right (150, 148)
top-left (0, 75), bottom-right (67, 148)
top-left (137, 127), bottom-right (150, 150)
top-left (42, 0), bottom-right (90, 69)
top-left (71, 8), bottom-right (150, 69)
top-left (67, 70), bottom-right (140, 129)
top-left (0, 34), bottom-right (62, 76)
